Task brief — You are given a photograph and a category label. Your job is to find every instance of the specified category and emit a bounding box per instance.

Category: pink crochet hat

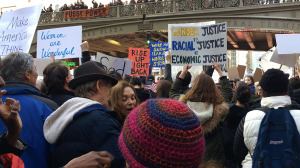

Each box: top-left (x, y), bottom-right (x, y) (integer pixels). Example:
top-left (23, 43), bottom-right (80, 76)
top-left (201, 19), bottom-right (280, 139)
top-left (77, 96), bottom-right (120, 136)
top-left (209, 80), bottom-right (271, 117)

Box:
top-left (118, 99), bottom-right (205, 168)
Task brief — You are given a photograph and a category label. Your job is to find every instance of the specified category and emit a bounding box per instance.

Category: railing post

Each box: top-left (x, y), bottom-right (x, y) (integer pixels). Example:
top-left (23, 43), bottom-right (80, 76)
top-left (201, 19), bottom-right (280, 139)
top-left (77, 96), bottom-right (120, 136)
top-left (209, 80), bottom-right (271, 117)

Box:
top-left (173, 0), bottom-right (177, 12)
top-left (117, 5), bottom-right (120, 17)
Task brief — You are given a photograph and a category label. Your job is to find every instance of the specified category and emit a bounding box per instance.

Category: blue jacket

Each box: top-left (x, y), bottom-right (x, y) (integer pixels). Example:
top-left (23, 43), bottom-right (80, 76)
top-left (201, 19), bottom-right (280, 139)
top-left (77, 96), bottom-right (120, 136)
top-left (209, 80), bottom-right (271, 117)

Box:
top-left (0, 82), bottom-right (58, 168)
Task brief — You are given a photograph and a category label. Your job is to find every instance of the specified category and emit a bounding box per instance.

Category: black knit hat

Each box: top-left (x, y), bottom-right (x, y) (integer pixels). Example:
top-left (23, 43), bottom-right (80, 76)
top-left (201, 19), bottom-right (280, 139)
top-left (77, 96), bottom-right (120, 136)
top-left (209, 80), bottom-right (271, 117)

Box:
top-left (260, 69), bottom-right (288, 95)
top-left (68, 61), bottom-right (118, 90)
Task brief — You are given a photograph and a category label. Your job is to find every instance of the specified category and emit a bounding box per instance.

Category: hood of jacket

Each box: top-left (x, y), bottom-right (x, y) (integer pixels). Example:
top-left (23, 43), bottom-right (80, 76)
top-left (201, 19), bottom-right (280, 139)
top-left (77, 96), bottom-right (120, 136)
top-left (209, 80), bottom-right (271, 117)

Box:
top-left (185, 101), bottom-right (228, 134)
top-left (261, 95), bottom-right (291, 109)
top-left (43, 97), bottom-right (104, 144)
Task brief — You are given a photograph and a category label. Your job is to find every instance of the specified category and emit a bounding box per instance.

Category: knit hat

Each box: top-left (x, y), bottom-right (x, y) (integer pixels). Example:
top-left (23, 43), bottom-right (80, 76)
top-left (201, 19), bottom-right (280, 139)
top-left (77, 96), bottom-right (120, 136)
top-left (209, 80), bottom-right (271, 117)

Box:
top-left (118, 99), bottom-right (205, 168)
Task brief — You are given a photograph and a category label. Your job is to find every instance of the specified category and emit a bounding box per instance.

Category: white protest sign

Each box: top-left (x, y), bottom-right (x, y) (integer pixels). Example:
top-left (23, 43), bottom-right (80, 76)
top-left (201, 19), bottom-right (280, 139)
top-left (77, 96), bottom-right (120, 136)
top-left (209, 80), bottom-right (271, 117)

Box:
top-left (259, 47), bottom-right (292, 72)
top-left (269, 47), bottom-right (297, 68)
top-left (37, 26), bottom-right (82, 59)
top-left (113, 58), bottom-right (133, 77)
top-left (96, 52), bottom-right (117, 71)
top-left (276, 34), bottom-right (300, 54)
top-left (0, 4), bottom-right (43, 57)
top-left (168, 22), bottom-right (227, 66)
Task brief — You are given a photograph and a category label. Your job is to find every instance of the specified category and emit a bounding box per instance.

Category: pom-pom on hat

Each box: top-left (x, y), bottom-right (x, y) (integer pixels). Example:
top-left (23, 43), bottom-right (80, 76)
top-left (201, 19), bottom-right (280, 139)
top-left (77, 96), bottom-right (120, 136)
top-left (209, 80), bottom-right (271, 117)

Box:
top-left (118, 99), bottom-right (205, 168)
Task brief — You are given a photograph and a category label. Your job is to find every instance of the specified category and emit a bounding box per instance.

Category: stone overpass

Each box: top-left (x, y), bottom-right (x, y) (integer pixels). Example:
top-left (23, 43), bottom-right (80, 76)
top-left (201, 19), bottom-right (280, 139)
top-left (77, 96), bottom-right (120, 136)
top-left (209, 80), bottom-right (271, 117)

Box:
top-left (30, 0), bottom-right (300, 57)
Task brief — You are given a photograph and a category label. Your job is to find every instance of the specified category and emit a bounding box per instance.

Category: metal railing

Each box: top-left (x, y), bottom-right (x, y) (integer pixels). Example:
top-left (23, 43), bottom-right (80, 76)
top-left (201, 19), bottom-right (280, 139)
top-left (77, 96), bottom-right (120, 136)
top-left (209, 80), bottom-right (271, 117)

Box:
top-left (38, 0), bottom-right (296, 24)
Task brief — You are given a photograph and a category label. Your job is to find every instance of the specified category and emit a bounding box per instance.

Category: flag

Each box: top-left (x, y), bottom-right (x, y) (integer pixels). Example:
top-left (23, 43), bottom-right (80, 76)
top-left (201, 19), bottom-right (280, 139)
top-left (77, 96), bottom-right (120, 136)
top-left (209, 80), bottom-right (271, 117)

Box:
top-left (144, 82), bottom-right (157, 93)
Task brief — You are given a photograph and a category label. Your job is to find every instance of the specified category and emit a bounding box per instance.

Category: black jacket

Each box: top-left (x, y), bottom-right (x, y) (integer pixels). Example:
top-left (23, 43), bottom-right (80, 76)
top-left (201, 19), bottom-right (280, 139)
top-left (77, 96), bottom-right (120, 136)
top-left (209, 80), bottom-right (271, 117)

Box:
top-left (222, 104), bottom-right (250, 168)
top-left (49, 90), bottom-right (75, 106)
top-left (135, 88), bottom-right (150, 103)
top-left (52, 104), bottom-right (125, 168)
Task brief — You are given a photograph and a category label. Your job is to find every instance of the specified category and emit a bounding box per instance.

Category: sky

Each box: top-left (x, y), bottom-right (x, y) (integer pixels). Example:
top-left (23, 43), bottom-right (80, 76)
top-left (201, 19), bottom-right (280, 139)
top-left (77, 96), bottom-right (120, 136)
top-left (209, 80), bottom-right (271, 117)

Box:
top-left (0, 0), bottom-right (113, 11)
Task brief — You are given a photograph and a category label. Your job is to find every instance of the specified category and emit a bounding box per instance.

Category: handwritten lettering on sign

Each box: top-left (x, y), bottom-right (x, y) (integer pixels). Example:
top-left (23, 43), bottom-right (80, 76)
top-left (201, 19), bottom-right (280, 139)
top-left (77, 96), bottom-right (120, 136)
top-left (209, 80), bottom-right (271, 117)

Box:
top-left (128, 48), bottom-right (150, 76)
top-left (150, 42), bottom-right (168, 67)
top-left (0, 4), bottom-right (43, 57)
top-left (168, 22), bottom-right (227, 65)
top-left (96, 52), bottom-right (132, 77)
top-left (37, 26), bottom-right (82, 59)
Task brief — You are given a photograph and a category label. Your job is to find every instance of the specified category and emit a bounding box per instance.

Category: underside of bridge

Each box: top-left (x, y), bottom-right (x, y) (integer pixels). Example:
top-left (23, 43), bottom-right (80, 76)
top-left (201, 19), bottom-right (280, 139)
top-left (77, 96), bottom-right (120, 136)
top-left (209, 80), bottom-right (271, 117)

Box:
top-left (86, 29), bottom-right (292, 58)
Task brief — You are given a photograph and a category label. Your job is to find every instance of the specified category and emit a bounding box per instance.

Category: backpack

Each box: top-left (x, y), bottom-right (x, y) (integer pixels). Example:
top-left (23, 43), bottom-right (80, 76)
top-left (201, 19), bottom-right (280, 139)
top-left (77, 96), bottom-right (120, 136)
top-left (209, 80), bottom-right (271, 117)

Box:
top-left (252, 107), bottom-right (300, 168)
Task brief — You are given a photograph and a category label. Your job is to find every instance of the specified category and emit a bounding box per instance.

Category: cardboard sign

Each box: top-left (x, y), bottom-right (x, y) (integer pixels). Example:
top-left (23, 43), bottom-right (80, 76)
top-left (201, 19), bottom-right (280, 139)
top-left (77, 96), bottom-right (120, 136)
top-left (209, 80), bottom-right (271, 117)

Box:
top-left (128, 48), bottom-right (150, 76)
top-left (276, 34), bottom-right (300, 55)
top-left (168, 22), bottom-right (227, 66)
top-left (34, 58), bottom-right (54, 76)
top-left (227, 67), bottom-right (240, 80)
top-left (37, 26), bottom-right (82, 59)
top-left (150, 42), bottom-right (168, 67)
top-left (0, 4), bottom-right (43, 57)
top-left (96, 52), bottom-right (132, 77)
top-left (253, 68), bottom-right (264, 82)
top-left (64, 7), bottom-right (109, 19)
top-left (237, 65), bottom-right (246, 79)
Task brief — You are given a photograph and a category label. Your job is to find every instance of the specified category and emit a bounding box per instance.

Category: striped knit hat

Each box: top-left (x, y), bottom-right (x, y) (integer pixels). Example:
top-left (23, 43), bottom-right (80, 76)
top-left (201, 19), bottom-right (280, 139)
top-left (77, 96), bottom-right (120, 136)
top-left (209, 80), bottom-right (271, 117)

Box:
top-left (118, 99), bottom-right (205, 168)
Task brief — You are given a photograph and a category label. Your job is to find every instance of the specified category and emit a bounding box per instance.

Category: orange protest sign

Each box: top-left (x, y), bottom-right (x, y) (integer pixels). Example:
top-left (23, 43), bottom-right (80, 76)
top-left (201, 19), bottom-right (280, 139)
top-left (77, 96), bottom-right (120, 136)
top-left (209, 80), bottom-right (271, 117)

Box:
top-left (128, 48), bottom-right (150, 76)
top-left (64, 7), bottom-right (109, 19)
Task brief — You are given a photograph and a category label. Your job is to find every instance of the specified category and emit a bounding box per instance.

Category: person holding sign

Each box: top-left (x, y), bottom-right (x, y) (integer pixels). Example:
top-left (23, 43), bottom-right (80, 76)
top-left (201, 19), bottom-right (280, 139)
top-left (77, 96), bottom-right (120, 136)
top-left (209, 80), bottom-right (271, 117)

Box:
top-left (169, 63), bottom-right (228, 167)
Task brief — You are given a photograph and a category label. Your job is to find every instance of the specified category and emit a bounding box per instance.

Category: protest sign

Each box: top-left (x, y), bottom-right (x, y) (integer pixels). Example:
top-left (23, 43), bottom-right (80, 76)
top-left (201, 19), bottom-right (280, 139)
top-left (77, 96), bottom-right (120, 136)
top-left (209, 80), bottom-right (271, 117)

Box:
top-left (150, 42), bottom-right (168, 67)
top-left (269, 47), bottom-right (296, 67)
top-left (168, 22), bottom-right (227, 66)
top-left (96, 52), bottom-right (132, 77)
top-left (237, 65), bottom-right (246, 79)
top-left (128, 48), bottom-right (150, 76)
top-left (227, 67), bottom-right (240, 80)
top-left (276, 34), bottom-right (300, 55)
top-left (253, 68), bottom-right (264, 82)
top-left (64, 7), bottom-right (109, 19)
top-left (0, 4), bottom-right (43, 57)
top-left (34, 58), bottom-right (53, 76)
top-left (113, 58), bottom-right (133, 77)
top-left (259, 47), bottom-right (292, 73)
top-left (37, 26), bottom-right (82, 59)
top-left (96, 52), bottom-right (117, 71)
top-left (227, 65), bottom-right (246, 80)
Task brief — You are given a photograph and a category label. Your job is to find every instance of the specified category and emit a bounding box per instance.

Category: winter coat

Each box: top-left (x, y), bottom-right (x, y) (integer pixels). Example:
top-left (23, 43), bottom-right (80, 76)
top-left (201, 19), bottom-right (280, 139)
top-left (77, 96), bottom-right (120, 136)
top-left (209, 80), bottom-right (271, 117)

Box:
top-left (0, 82), bottom-right (57, 168)
top-left (0, 133), bottom-right (27, 168)
top-left (219, 76), bottom-right (233, 104)
top-left (222, 104), bottom-right (250, 168)
top-left (248, 84), bottom-right (255, 94)
top-left (169, 78), bottom-right (189, 100)
top-left (233, 96), bottom-right (300, 168)
top-left (291, 88), bottom-right (300, 105)
top-left (44, 97), bottom-right (125, 168)
top-left (135, 88), bottom-right (150, 103)
top-left (49, 89), bottom-right (75, 106)
top-left (180, 95), bottom-right (228, 167)
top-left (164, 64), bottom-right (173, 82)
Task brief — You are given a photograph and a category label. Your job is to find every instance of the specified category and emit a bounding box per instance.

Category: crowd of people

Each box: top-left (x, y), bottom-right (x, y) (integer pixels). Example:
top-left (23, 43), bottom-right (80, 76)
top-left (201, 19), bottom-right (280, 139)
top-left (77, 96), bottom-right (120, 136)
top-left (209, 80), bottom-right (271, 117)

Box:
top-left (42, 0), bottom-right (163, 13)
top-left (0, 41), bottom-right (299, 168)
